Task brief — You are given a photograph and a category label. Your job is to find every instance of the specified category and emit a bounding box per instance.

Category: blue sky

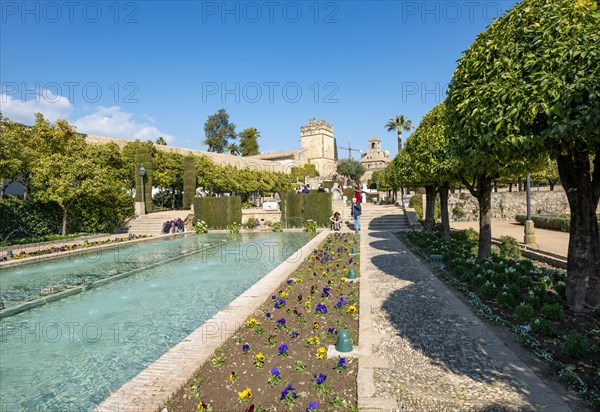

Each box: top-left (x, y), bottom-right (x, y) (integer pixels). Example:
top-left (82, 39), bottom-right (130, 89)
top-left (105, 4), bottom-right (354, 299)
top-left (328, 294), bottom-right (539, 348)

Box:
top-left (1, 0), bottom-right (519, 157)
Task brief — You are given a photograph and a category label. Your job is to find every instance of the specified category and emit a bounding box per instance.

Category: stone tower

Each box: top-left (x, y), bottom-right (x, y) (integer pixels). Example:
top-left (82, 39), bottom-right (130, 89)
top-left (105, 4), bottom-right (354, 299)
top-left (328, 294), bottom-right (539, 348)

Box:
top-left (359, 137), bottom-right (391, 182)
top-left (299, 118), bottom-right (336, 177)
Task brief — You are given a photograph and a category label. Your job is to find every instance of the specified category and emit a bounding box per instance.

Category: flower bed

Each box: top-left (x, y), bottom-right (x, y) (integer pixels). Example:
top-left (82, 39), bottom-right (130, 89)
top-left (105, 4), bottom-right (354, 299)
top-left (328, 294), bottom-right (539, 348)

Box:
top-left (165, 232), bottom-right (360, 411)
top-left (1, 235), bottom-right (150, 262)
top-left (399, 228), bottom-right (600, 408)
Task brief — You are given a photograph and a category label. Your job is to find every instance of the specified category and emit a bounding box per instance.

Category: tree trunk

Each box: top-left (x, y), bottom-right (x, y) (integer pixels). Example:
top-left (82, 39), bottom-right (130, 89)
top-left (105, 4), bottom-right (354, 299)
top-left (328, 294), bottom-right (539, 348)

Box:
top-left (508, 183), bottom-right (512, 192)
top-left (397, 131), bottom-right (402, 152)
top-left (557, 151), bottom-right (600, 311)
top-left (0, 178), bottom-right (5, 199)
top-left (60, 204), bottom-right (68, 235)
top-left (171, 186), bottom-right (176, 209)
top-left (477, 178), bottom-right (493, 260)
top-left (550, 183), bottom-right (555, 191)
top-left (465, 176), bottom-right (493, 260)
top-left (439, 182), bottom-right (450, 241)
top-left (424, 186), bottom-right (436, 231)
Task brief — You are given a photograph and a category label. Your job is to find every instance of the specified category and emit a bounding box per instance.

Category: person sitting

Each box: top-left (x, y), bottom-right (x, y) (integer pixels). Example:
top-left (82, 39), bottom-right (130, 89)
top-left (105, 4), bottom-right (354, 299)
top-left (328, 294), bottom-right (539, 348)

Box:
top-left (302, 185), bottom-right (310, 194)
top-left (161, 221), bottom-right (171, 234)
top-left (317, 184), bottom-right (325, 193)
top-left (330, 211), bottom-right (342, 231)
top-left (175, 217), bottom-right (184, 232)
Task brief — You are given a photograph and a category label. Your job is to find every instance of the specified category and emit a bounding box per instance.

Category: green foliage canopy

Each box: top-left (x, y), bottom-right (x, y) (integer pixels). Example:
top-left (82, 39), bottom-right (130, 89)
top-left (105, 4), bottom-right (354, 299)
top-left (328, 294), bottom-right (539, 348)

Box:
top-left (336, 158), bottom-right (365, 182)
top-left (446, 0), bottom-right (600, 309)
top-left (203, 108), bottom-right (237, 153)
top-left (239, 127), bottom-right (260, 156)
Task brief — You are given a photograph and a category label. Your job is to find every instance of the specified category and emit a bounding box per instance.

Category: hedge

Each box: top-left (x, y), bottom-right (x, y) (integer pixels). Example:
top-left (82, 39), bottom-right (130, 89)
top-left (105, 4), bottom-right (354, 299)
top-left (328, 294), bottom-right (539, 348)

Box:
top-left (409, 194), bottom-right (423, 219)
top-left (0, 197), bottom-right (132, 242)
top-left (0, 200), bottom-right (62, 242)
top-left (514, 214), bottom-right (600, 232)
top-left (183, 156), bottom-right (196, 209)
top-left (193, 196), bottom-right (242, 229)
top-left (409, 193), bottom-right (441, 221)
top-left (280, 192), bottom-right (332, 228)
top-left (342, 188), bottom-right (354, 202)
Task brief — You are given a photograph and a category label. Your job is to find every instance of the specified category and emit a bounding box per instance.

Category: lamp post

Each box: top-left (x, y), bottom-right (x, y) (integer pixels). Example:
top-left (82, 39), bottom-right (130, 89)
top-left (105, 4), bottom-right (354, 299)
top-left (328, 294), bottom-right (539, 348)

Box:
top-left (524, 173), bottom-right (535, 244)
top-left (139, 164), bottom-right (146, 214)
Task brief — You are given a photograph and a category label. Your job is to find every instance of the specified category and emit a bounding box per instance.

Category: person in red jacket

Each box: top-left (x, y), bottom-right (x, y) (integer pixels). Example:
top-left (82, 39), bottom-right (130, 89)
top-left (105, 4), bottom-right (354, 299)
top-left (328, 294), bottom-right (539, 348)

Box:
top-left (354, 184), bottom-right (361, 203)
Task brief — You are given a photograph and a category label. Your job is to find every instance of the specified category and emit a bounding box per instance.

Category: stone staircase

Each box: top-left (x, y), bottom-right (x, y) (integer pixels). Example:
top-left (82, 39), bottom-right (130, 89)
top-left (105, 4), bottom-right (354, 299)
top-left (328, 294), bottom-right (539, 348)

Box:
top-left (361, 203), bottom-right (411, 232)
top-left (126, 210), bottom-right (193, 236)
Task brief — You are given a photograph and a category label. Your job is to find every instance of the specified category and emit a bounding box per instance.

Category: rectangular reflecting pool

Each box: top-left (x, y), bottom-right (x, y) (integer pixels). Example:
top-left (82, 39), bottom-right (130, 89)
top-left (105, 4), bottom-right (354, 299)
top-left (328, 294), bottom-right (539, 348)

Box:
top-left (0, 232), bottom-right (314, 411)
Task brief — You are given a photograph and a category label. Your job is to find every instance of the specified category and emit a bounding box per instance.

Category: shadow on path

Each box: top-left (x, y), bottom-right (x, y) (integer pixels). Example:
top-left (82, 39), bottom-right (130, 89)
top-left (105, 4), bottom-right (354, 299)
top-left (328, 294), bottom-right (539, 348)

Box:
top-left (364, 233), bottom-right (579, 411)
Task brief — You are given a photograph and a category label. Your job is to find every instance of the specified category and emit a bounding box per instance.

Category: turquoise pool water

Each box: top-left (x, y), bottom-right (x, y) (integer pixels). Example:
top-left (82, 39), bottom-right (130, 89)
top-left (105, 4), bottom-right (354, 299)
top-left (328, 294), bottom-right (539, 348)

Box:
top-left (0, 232), bottom-right (313, 411)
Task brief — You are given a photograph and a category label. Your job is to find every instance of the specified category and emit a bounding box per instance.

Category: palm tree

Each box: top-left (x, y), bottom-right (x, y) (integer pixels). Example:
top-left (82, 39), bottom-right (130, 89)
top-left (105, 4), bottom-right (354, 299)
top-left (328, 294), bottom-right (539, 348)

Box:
top-left (226, 143), bottom-right (240, 156)
top-left (385, 114), bottom-right (413, 152)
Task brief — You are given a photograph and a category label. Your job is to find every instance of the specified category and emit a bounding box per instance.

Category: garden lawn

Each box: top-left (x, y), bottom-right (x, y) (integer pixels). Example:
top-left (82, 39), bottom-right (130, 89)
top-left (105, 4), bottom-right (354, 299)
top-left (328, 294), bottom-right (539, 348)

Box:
top-left (400, 228), bottom-right (600, 408)
top-left (164, 232), bottom-right (360, 412)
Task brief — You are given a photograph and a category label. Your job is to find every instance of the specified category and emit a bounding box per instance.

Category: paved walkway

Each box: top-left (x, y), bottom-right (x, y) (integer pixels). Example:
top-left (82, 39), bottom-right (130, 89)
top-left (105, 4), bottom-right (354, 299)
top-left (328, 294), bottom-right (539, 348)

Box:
top-left (357, 206), bottom-right (585, 411)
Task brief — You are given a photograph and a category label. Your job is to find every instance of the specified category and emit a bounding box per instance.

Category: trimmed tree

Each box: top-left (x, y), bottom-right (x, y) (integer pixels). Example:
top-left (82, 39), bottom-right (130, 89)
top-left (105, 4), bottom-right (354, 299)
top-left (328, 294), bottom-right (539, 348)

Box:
top-left (183, 156), bottom-right (196, 209)
top-left (403, 103), bottom-right (457, 239)
top-left (446, 0), bottom-right (600, 310)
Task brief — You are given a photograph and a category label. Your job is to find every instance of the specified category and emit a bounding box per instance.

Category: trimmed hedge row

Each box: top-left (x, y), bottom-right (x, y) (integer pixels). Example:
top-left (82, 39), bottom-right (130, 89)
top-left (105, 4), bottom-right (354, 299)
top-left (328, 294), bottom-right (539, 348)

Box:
top-left (514, 214), bottom-right (600, 232)
top-left (0, 197), bottom-right (132, 242)
top-left (280, 192), bottom-right (332, 228)
top-left (0, 200), bottom-right (62, 242)
top-left (193, 196), bottom-right (242, 229)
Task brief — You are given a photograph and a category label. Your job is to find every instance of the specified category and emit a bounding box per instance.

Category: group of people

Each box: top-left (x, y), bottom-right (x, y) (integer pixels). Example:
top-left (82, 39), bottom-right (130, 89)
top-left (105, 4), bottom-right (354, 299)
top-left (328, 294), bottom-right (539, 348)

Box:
top-left (161, 217), bottom-right (184, 234)
top-left (294, 185), bottom-right (311, 194)
top-left (293, 184), bottom-right (327, 194)
top-left (330, 184), bottom-right (362, 233)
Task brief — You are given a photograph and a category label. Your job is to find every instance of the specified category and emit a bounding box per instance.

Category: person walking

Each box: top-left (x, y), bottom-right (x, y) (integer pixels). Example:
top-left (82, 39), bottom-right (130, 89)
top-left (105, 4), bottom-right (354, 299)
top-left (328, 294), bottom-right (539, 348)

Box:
top-left (351, 197), bottom-right (362, 233)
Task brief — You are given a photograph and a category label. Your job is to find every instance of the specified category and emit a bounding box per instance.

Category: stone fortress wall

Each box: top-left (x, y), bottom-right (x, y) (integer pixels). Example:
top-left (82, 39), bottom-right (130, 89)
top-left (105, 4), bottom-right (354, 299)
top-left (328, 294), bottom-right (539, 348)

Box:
top-left (84, 134), bottom-right (288, 173)
top-left (84, 117), bottom-right (342, 176)
top-left (446, 189), bottom-right (600, 221)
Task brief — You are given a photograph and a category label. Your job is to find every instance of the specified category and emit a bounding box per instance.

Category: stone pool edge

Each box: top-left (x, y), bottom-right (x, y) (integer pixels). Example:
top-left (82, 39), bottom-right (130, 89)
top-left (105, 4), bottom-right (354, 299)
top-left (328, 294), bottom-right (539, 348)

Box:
top-left (94, 229), bottom-right (330, 412)
top-left (0, 239), bottom-right (239, 319)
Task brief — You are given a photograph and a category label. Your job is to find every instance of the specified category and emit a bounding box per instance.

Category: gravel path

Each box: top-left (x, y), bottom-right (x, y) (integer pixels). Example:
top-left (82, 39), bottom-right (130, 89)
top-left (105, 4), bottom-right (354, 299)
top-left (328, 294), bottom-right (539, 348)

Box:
top-left (358, 223), bottom-right (577, 412)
